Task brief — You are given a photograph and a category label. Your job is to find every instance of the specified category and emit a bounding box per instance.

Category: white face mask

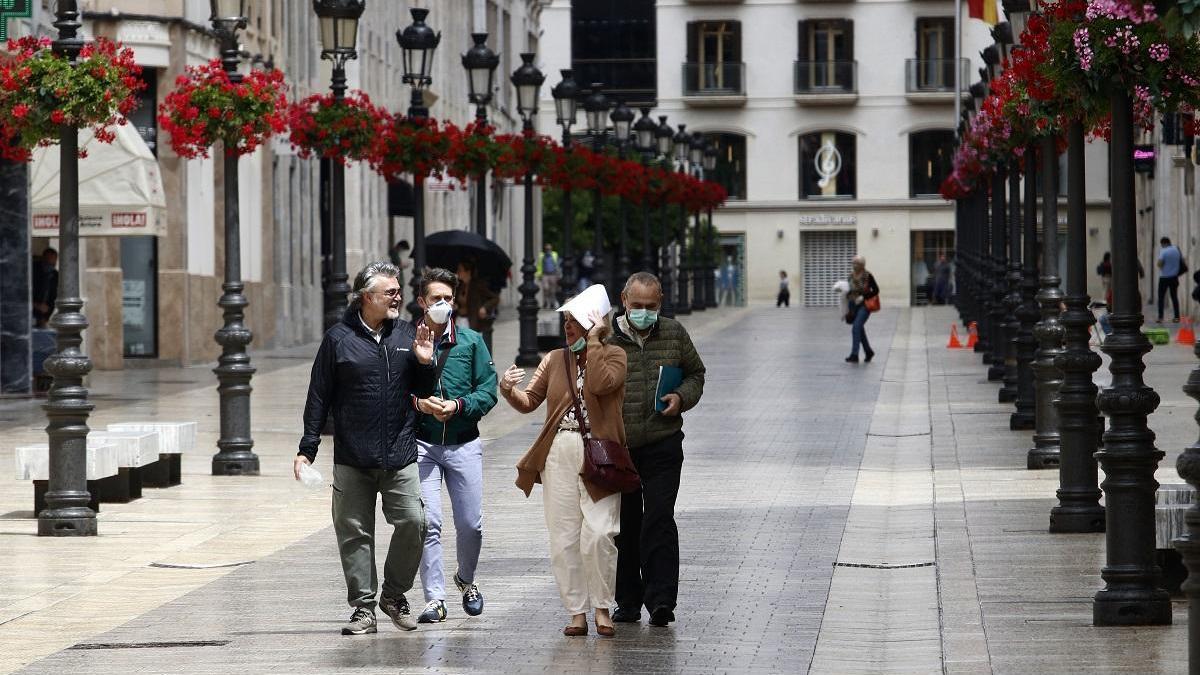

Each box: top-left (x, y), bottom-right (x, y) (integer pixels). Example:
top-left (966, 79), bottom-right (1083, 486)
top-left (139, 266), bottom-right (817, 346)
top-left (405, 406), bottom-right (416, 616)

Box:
top-left (426, 299), bottom-right (453, 324)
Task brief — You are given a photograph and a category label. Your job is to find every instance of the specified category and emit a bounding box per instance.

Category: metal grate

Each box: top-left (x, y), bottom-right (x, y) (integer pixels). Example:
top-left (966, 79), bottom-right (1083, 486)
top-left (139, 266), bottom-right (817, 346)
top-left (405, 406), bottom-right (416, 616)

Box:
top-left (801, 230), bottom-right (857, 307)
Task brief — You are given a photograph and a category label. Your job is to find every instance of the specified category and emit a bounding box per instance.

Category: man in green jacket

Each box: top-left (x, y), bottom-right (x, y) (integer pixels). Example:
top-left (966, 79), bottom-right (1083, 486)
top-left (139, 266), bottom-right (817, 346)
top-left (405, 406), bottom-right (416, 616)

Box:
top-left (411, 268), bottom-right (499, 624)
top-left (609, 272), bottom-right (706, 627)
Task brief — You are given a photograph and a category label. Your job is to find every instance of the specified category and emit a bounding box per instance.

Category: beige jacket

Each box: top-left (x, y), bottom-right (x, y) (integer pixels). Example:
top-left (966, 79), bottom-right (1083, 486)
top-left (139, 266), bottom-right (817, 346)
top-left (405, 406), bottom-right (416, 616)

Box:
top-left (502, 331), bottom-right (627, 502)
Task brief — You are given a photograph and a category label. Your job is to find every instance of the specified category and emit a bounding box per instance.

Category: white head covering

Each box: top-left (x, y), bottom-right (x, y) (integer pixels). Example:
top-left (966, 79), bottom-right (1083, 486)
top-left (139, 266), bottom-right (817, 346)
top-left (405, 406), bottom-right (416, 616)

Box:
top-left (556, 284), bottom-right (612, 331)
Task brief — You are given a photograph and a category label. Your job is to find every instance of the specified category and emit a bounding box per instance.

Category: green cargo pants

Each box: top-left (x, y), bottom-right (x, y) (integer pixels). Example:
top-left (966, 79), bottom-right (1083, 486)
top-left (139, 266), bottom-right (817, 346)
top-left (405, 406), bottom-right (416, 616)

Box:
top-left (333, 462), bottom-right (427, 610)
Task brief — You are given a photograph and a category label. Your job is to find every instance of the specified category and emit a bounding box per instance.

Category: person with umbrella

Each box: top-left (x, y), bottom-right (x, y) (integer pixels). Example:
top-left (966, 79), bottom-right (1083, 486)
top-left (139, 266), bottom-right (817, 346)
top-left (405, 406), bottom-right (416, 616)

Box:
top-left (456, 260), bottom-right (501, 355)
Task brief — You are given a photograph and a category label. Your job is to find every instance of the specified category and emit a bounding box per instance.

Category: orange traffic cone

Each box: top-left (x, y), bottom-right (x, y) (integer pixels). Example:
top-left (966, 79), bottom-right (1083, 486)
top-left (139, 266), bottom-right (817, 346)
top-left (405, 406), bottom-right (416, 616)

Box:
top-left (966, 322), bottom-right (979, 348)
top-left (1179, 316), bottom-right (1196, 345)
top-left (947, 324), bottom-right (963, 349)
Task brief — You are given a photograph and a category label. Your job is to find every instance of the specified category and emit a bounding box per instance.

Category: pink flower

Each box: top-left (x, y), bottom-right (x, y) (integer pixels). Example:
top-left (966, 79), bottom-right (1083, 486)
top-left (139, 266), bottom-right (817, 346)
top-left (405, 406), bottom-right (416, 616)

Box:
top-left (1149, 43), bottom-right (1169, 62)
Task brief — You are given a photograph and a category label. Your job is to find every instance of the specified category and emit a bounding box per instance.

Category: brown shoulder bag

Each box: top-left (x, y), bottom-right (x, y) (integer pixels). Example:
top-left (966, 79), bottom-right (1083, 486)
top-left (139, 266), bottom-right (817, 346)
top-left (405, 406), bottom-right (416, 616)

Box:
top-left (562, 349), bottom-right (640, 494)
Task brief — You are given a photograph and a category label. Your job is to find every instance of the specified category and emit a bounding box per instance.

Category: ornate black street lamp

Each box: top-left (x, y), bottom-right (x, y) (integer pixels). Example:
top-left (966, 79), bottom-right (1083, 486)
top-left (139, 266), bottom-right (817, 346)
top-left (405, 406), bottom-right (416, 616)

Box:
top-left (39, 0), bottom-right (95, 535)
top-left (397, 7), bottom-right (441, 319)
top-left (982, 46), bottom-right (1004, 377)
top-left (314, 0), bottom-right (365, 331)
top-left (704, 142), bottom-right (719, 308)
top-left (1013, 147), bottom-right (1038, 430)
top-left (610, 99), bottom-right (634, 295)
top-left (208, 0), bottom-right (259, 477)
top-left (634, 108), bottom-right (658, 274)
top-left (463, 33), bottom-right (498, 237)
top-left (689, 132), bottom-right (707, 313)
top-left (551, 70), bottom-right (579, 305)
top-left (674, 124), bottom-right (692, 315)
top-left (1030, 135), bottom-right (1064, 467)
top-left (969, 81), bottom-right (992, 356)
top-left (583, 84), bottom-right (610, 293)
top-left (656, 116), bottom-right (677, 317)
top-left (1093, 84), bottom-right (1171, 627)
top-left (1050, 117), bottom-right (1104, 533)
top-left (1001, 155), bottom-right (1021, 404)
top-left (511, 53), bottom-right (544, 367)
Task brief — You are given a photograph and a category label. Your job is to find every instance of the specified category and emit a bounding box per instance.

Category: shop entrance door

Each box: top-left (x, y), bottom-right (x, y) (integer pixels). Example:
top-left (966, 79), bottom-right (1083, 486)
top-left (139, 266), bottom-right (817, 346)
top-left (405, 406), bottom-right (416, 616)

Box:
top-left (801, 230), bottom-right (856, 306)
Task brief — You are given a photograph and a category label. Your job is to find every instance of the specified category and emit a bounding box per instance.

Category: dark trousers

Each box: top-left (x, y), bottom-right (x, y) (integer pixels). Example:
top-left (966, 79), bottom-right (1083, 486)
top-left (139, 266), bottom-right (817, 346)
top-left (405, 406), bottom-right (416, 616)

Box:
top-left (1158, 276), bottom-right (1180, 321)
top-left (616, 431), bottom-right (684, 613)
top-left (776, 289), bottom-right (790, 307)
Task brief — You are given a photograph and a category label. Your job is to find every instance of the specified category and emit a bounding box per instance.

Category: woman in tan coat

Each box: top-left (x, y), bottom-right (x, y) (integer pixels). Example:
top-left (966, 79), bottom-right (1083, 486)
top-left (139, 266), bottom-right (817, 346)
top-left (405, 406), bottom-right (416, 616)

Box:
top-left (500, 297), bottom-right (628, 638)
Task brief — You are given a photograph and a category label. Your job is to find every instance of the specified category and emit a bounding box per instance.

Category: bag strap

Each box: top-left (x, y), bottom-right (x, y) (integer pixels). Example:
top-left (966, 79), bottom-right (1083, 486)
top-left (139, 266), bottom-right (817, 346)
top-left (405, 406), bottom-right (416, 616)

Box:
top-left (561, 348), bottom-right (591, 438)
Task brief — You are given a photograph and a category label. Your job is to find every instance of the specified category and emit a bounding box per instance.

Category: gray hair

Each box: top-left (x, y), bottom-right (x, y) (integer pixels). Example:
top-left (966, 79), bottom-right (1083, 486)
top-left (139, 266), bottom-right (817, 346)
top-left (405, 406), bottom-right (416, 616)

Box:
top-left (350, 261), bottom-right (401, 308)
top-left (623, 271), bottom-right (663, 295)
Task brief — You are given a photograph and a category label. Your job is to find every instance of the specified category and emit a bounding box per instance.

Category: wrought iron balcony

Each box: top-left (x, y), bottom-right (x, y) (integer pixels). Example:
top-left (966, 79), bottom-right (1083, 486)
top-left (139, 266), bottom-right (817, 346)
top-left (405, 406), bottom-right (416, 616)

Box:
top-left (682, 62), bottom-right (747, 105)
top-left (793, 60), bottom-right (857, 103)
top-left (905, 58), bottom-right (970, 97)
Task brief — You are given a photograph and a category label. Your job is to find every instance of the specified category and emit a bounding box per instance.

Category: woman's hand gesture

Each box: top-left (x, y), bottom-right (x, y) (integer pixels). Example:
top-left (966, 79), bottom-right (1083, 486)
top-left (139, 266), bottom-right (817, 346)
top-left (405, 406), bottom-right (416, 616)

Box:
top-left (500, 364), bottom-right (525, 393)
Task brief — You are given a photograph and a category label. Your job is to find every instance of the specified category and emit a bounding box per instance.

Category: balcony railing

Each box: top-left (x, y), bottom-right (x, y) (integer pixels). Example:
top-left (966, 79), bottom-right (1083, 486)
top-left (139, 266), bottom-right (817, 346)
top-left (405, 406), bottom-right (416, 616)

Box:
top-left (682, 62), bottom-right (746, 97)
top-left (905, 58), bottom-right (970, 93)
top-left (793, 60), bottom-right (857, 95)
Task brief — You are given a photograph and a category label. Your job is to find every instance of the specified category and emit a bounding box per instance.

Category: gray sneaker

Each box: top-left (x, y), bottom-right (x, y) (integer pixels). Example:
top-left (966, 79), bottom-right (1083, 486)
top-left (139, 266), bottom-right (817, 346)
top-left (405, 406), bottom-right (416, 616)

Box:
top-left (341, 607), bottom-right (377, 635)
top-left (379, 594), bottom-right (418, 631)
top-left (418, 600), bottom-right (447, 623)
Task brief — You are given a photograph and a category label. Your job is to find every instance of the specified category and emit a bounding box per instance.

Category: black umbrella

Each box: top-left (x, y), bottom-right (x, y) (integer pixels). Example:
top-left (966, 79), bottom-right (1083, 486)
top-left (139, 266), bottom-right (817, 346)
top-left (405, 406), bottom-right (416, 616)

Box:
top-left (420, 229), bottom-right (513, 291)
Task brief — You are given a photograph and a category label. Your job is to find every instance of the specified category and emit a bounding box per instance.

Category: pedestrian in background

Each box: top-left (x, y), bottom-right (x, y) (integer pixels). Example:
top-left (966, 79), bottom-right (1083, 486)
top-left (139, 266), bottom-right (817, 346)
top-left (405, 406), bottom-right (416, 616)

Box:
top-left (296, 262), bottom-right (437, 636)
top-left (578, 249), bottom-right (596, 291)
top-left (846, 255), bottom-right (879, 364)
top-left (455, 260), bottom-right (500, 355)
top-left (1156, 236), bottom-right (1184, 324)
top-left (776, 270), bottom-right (790, 308)
top-left (609, 272), bottom-right (706, 628)
top-left (1097, 252), bottom-right (1113, 308)
top-left (537, 243), bottom-right (562, 309)
top-left (31, 247), bottom-right (58, 328)
top-left (718, 256), bottom-right (737, 306)
top-left (389, 239), bottom-right (411, 272)
top-left (499, 285), bottom-right (627, 638)
top-left (932, 254), bottom-right (952, 305)
top-left (411, 268), bottom-right (498, 625)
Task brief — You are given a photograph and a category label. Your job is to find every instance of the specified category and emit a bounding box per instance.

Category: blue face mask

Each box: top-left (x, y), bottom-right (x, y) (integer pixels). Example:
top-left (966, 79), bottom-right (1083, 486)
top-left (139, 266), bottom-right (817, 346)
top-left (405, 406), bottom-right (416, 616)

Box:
top-left (569, 337), bottom-right (587, 353)
top-left (627, 308), bottom-right (658, 330)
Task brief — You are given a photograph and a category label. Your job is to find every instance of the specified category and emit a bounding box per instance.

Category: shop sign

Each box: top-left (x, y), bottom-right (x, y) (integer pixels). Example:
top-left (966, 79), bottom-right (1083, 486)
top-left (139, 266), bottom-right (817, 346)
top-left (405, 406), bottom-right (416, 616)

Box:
top-left (798, 214), bottom-right (857, 226)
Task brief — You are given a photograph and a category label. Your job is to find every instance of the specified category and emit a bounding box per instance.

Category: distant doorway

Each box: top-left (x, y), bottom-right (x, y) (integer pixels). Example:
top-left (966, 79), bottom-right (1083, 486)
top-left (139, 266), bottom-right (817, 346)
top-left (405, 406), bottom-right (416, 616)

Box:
top-left (717, 233), bottom-right (746, 306)
top-left (801, 230), bottom-right (856, 306)
top-left (121, 236), bottom-right (158, 357)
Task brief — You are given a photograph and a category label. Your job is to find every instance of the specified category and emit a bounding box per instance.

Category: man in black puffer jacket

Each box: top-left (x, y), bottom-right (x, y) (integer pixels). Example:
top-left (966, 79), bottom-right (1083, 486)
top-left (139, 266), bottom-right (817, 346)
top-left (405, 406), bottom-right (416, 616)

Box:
top-left (296, 262), bottom-right (437, 636)
top-left (609, 272), bottom-right (706, 628)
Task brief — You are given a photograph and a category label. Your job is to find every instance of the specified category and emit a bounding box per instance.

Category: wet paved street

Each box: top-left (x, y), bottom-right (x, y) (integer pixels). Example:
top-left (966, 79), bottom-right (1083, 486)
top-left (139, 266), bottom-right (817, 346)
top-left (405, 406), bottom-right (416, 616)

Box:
top-left (2, 305), bottom-right (1197, 673)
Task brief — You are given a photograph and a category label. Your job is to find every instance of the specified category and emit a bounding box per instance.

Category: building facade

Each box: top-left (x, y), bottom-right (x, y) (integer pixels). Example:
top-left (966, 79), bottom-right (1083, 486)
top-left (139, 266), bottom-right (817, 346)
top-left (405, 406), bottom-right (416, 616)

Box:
top-left (0, 0), bottom-right (541, 389)
top-left (537, 0), bottom-right (1114, 308)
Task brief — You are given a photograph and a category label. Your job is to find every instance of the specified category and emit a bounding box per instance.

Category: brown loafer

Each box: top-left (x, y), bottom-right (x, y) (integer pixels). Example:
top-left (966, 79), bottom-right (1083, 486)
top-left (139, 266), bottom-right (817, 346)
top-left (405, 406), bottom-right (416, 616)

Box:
top-left (595, 623), bottom-right (615, 638)
top-left (563, 625), bottom-right (588, 637)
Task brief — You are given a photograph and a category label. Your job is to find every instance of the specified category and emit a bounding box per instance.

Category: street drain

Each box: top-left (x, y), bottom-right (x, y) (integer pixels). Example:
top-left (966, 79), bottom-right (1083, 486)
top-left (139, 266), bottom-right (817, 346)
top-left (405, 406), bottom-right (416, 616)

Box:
top-left (149, 561), bottom-right (254, 569)
top-left (70, 640), bottom-right (229, 650)
top-left (834, 562), bottom-right (936, 570)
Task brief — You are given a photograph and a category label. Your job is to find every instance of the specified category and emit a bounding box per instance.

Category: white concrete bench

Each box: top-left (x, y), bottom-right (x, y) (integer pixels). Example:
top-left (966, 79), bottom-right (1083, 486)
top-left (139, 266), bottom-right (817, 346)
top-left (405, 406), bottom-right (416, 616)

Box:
top-left (15, 439), bottom-right (119, 514)
top-left (1156, 483), bottom-right (1195, 595)
top-left (106, 422), bottom-right (196, 487)
top-left (90, 430), bottom-right (161, 502)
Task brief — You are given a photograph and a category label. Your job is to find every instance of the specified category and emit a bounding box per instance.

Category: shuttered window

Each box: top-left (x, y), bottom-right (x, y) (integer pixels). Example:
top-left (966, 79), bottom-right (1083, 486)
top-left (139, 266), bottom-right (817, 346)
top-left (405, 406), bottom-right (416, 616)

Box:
top-left (801, 231), bottom-right (857, 307)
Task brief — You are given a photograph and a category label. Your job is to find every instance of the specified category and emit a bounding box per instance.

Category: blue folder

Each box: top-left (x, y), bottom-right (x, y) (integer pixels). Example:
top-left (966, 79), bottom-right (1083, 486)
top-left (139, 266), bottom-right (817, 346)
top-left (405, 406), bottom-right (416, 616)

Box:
top-left (655, 365), bottom-right (684, 412)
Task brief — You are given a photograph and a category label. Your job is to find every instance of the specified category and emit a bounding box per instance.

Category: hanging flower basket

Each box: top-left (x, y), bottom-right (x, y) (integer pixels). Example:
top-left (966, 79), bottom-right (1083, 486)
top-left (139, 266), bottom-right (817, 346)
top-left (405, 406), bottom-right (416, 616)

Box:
top-left (286, 90), bottom-right (387, 164)
top-left (492, 131), bottom-right (556, 181)
top-left (443, 121), bottom-right (505, 182)
top-left (159, 59), bottom-right (289, 159)
top-left (370, 115), bottom-right (452, 182)
top-left (0, 36), bottom-right (144, 162)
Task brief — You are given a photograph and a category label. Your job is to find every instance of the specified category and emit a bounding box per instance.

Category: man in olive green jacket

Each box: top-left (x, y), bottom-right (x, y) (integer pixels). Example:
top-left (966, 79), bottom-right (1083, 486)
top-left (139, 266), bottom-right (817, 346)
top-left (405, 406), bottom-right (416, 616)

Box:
top-left (609, 272), bottom-right (706, 627)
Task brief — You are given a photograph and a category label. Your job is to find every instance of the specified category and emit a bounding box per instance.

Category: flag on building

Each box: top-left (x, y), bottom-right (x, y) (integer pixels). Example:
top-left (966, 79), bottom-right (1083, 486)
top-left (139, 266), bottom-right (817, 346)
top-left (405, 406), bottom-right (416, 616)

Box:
top-left (968, 0), bottom-right (999, 25)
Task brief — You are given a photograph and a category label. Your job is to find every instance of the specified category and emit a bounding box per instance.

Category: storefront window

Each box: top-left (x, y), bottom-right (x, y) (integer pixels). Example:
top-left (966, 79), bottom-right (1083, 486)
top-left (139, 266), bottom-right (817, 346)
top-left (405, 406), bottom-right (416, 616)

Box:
top-left (799, 131), bottom-right (856, 199)
top-left (911, 230), bottom-right (955, 305)
top-left (909, 130), bottom-right (954, 197)
top-left (704, 133), bottom-right (746, 201)
top-left (121, 236), bottom-right (158, 357)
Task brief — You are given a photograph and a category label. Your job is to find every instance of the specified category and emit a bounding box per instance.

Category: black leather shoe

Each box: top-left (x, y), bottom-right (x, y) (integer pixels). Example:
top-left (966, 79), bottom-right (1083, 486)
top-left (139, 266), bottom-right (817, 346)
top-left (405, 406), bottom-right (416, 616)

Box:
top-left (845, 355), bottom-right (859, 363)
top-left (612, 606), bottom-right (640, 623)
top-left (864, 349), bottom-right (875, 363)
top-left (648, 606), bottom-right (675, 627)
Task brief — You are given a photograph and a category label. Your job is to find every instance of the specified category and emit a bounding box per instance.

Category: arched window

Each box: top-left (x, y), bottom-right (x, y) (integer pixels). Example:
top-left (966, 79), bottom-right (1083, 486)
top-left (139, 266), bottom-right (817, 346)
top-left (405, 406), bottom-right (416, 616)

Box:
top-left (909, 130), bottom-right (955, 198)
top-left (799, 132), bottom-right (856, 199)
top-left (703, 133), bottom-right (747, 201)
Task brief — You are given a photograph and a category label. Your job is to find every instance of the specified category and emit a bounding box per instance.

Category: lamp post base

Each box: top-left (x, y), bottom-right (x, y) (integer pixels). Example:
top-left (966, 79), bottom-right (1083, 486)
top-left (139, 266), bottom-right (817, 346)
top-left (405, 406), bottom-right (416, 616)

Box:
top-left (1093, 591), bottom-right (1171, 627)
top-left (1027, 445), bottom-right (1061, 470)
top-left (1049, 505), bottom-right (1105, 534)
top-left (1009, 412), bottom-right (1035, 431)
top-left (37, 505), bottom-right (97, 537)
top-left (987, 365), bottom-right (1004, 381)
top-left (999, 389), bottom-right (1016, 403)
top-left (212, 452), bottom-right (260, 476)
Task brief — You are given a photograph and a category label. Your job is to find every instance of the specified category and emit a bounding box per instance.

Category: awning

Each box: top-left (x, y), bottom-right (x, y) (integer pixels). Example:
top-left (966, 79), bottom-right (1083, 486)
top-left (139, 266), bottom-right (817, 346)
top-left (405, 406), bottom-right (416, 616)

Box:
top-left (29, 121), bottom-right (166, 237)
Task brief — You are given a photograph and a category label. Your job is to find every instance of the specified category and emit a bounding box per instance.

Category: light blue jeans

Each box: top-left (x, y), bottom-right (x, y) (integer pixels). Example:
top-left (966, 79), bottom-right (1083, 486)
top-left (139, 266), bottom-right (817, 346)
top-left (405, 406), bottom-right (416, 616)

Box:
top-left (417, 438), bottom-right (484, 602)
